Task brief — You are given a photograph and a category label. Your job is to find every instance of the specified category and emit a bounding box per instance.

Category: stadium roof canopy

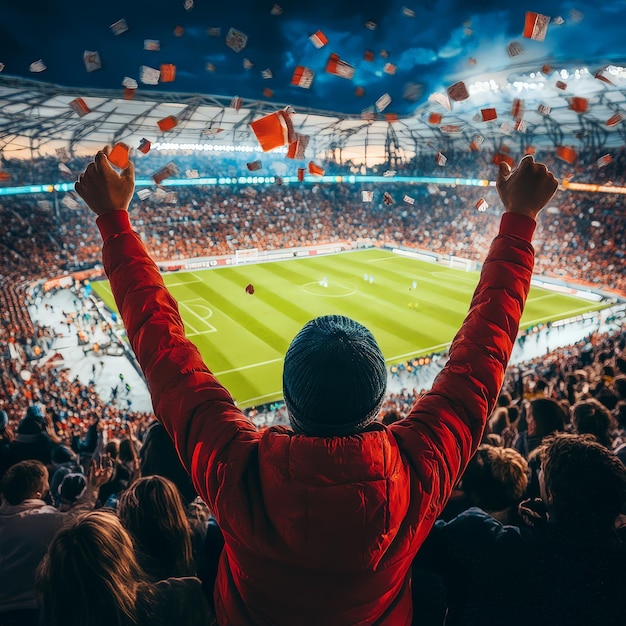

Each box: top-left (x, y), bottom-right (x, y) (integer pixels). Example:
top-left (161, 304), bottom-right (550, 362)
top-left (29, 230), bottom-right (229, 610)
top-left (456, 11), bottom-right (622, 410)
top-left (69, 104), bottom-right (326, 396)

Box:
top-left (0, 0), bottom-right (625, 159)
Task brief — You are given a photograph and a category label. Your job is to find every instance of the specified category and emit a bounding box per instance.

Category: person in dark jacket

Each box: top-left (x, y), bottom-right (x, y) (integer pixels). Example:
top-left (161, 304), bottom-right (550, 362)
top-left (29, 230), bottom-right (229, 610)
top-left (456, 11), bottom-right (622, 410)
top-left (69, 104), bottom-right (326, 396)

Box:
top-left (75, 149), bottom-right (557, 625)
top-left (514, 397), bottom-right (566, 458)
top-left (0, 409), bottom-right (14, 479)
top-left (8, 406), bottom-right (60, 468)
top-left (414, 433), bottom-right (626, 626)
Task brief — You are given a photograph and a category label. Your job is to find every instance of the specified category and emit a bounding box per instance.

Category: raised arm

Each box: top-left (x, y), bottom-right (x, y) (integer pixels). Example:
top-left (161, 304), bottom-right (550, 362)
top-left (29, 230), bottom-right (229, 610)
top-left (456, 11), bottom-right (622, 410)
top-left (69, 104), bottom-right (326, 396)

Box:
top-left (390, 156), bottom-right (558, 511)
top-left (75, 149), bottom-right (258, 509)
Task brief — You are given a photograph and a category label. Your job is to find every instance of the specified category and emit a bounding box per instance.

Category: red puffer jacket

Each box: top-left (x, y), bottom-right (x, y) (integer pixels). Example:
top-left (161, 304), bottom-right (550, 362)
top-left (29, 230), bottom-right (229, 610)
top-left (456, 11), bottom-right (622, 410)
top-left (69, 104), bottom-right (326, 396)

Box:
top-left (98, 210), bottom-right (535, 625)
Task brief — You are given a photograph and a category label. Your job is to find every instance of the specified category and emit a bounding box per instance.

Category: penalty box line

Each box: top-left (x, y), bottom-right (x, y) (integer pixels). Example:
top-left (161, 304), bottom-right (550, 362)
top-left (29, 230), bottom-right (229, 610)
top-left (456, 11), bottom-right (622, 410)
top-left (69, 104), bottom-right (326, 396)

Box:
top-left (179, 300), bottom-right (217, 336)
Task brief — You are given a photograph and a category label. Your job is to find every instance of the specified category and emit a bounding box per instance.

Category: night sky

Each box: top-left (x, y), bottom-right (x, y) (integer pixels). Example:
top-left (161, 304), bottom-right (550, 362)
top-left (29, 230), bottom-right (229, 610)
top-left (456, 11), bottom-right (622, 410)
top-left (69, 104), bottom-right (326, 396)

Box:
top-left (0, 0), bottom-right (624, 115)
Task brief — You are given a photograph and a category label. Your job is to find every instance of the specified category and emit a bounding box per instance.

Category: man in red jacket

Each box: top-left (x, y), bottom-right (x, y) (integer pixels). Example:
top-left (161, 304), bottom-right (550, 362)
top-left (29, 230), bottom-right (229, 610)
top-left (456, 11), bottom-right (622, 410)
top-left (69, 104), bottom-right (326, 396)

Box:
top-left (76, 150), bottom-right (557, 625)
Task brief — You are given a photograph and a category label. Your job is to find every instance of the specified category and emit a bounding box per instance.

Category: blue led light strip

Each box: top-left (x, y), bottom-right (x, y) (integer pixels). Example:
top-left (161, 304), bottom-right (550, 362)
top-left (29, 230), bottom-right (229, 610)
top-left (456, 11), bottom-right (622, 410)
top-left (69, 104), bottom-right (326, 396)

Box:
top-left (0, 175), bottom-right (491, 197)
top-left (1, 175), bottom-right (624, 197)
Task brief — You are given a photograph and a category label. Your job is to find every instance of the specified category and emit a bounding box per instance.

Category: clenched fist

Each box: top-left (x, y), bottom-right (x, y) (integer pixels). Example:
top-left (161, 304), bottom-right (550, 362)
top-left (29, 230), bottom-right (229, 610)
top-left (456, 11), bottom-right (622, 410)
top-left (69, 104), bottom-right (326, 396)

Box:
top-left (75, 146), bottom-right (135, 216)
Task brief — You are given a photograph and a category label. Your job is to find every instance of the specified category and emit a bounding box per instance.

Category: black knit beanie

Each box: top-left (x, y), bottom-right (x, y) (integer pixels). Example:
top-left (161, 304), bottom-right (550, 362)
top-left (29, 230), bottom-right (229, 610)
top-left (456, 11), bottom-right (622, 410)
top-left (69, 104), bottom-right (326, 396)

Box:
top-left (283, 315), bottom-right (387, 436)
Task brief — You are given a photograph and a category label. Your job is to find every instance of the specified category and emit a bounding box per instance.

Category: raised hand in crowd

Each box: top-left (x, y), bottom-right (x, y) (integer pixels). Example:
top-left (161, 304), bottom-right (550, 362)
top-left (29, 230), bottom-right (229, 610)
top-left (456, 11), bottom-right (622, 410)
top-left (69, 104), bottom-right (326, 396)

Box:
top-left (75, 147), bottom-right (135, 216)
top-left (497, 155), bottom-right (558, 220)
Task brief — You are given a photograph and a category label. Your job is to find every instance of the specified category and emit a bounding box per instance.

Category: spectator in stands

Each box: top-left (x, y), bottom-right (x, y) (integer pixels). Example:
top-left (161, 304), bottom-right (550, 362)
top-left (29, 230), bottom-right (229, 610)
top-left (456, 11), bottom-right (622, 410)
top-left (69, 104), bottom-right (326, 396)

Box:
top-left (56, 472), bottom-right (88, 511)
top-left (612, 402), bottom-right (626, 465)
top-left (412, 445), bottom-right (529, 624)
top-left (460, 445), bottom-right (529, 524)
top-left (0, 460), bottom-right (64, 626)
top-left (138, 420), bottom-right (221, 612)
top-left (513, 398), bottom-right (567, 458)
top-left (381, 409), bottom-right (401, 425)
top-left (139, 421), bottom-right (198, 505)
top-left (37, 510), bottom-right (214, 626)
top-left (76, 149), bottom-right (557, 624)
top-left (414, 433), bottom-right (626, 626)
top-left (48, 445), bottom-right (82, 505)
top-left (0, 409), bottom-right (14, 477)
top-left (487, 406), bottom-right (509, 439)
top-left (118, 435), bottom-right (140, 482)
top-left (572, 398), bottom-right (614, 448)
top-left (118, 476), bottom-right (196, 581)
top-left (8, 405), bottom-right (60, 466)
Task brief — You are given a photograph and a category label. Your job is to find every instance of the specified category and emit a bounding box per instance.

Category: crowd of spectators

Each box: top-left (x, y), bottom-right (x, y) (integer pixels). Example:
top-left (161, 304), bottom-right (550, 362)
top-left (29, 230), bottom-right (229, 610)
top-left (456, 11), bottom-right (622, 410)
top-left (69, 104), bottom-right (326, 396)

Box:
top-left (1, 147), bottom-right (625, 624)
top-left (1, 149), bottom-right (624, 306)
top-left (1, 311), bottom-right (625, 624)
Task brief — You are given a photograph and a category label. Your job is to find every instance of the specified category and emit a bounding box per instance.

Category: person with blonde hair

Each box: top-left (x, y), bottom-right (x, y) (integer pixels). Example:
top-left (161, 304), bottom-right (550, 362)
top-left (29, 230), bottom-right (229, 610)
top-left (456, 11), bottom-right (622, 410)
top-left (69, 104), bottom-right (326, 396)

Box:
top-left (118, 475), bottom-right (195, 580)
top-left (37, 510), bottom-right (213, 626)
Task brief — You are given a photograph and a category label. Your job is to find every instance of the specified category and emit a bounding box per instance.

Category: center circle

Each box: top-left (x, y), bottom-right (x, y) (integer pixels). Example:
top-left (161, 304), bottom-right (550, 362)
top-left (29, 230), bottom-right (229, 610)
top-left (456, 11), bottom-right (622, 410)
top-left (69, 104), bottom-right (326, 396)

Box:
top-left (301, 280), bottom-right (357, 297)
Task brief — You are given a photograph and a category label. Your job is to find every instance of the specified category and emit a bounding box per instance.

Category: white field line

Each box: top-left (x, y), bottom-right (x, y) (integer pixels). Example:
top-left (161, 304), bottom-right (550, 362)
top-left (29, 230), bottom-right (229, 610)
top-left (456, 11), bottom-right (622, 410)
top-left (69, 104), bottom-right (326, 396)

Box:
top-left (238, 391), bottom-right (283, 405)
top-left (522, 303), bottom-right (604, 328)
top-left (183, 321), bottom-right (201, 335)
top-left (214, 357), bottom-right (284, 377)
top-left (216, 341), bottom-right (454, 378)
top-left (167, 279), bottom-right (201, 288)
top-left (178, 302), bottom-right (217, 333)
top-left (386, 342), bottom-right (451, 363)
top-left (527, 293), bottom-right (564, 304)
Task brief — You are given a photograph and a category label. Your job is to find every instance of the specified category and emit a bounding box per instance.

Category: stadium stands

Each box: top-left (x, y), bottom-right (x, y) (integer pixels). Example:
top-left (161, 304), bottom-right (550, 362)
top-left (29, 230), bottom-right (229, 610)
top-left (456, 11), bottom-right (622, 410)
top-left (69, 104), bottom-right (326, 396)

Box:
top-left (0, 150), bottom-right (625, 625)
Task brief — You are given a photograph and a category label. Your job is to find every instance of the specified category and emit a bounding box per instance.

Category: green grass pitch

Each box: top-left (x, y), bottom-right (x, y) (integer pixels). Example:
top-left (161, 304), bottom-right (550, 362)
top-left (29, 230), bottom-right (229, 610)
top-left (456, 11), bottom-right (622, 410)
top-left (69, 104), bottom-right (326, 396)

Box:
top-left (92, 249), bottom-right (607, 409)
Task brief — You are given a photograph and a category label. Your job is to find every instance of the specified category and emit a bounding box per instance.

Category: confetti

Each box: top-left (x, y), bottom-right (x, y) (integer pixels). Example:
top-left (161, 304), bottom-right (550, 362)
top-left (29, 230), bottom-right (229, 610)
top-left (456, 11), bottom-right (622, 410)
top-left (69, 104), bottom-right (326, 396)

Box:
top-left (152, 162), bottom-right (179, 184)
top-left (160, 64), bottom-right (176, 83)
top-left (140, 66), bottom-right (160, 85)
top-left (309, 30), bottom-right (328, 49)
top-left (138, 139), bottom-right (152, 154)
top-left (308, 162), bottom-right (325, 176)
top-left (29, 60), bottom-right (46, 73)
top-left (291, 66), bottom-right (315, 88)
top-left (507, 41), bottom-right (524, 57)
top-left (108, 143), bottom-right (130, 169)
top-left (110, 19), bottom-right (129, 36)
top-left (144, 40), bottom-right (160, 51)
top-left (523, 12), bottom-right (550, 41)
top-left (606, 113), bottom-right (623, 127)
top-left (249, 108), bottom-right (296, 151)
top-left (447, 81), bottom-right (469, 101)
top-left (226, 28), bottom-right (248, 52)
top-left (69, 98), bottom-right (90, 117)
top-left (157, 115), bottom-right (178, 131)
top-left (556, 146), bottom-right (577, 163)
top-left (326, 53), bottom-right (354, 79)
top-left (375, 93), bottom-right (392, 112)
top-left (83, 50), bottom-right (101, 72)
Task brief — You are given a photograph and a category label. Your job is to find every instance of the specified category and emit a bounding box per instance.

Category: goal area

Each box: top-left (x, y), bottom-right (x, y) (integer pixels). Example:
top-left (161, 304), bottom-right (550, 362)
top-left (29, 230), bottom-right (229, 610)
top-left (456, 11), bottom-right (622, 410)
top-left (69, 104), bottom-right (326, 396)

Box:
top-left (448, 255), bottom-right (475, 272)
top-left (235, 248), bottom-right (259, 265)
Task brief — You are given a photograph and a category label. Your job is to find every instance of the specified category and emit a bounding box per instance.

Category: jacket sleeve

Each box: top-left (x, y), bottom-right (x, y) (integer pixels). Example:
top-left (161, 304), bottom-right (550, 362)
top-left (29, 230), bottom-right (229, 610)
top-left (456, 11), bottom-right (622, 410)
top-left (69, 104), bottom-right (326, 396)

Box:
top-left (390, 212), bottom-right (536, 514)
top-left (97, 211), bottom-right (259, 511)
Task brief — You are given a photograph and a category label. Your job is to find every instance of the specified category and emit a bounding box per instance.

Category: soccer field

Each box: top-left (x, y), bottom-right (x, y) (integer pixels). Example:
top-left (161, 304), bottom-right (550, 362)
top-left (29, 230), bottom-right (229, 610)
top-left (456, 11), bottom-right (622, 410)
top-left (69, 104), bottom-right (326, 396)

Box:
top-left (92, 249), bottom-right (607, 408)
